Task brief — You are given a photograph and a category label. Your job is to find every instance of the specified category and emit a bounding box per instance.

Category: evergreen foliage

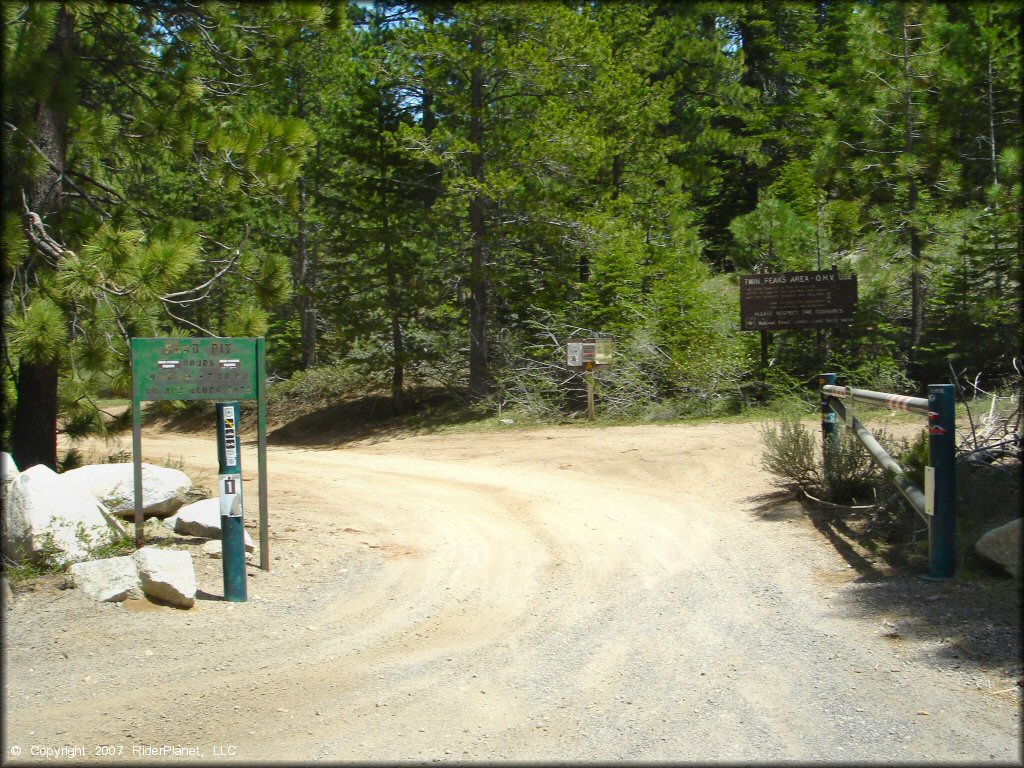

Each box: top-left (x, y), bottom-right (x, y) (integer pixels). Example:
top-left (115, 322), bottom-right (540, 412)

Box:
top-left (1, 0), bottom-right (1021, 454)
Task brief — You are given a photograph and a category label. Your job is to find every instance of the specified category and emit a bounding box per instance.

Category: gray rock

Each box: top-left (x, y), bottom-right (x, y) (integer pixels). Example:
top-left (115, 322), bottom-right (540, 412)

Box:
top-left (133, 547), bottom-right (196, 608)
top-left (974, 518), bottom-right (1021, 578)
top-left (175, 498), bottom-right (255, 552)
top-left (3, 465), bottom-right (118, 565)
top-left (69, 556), bottom-right (142, 602)
top-left (60, 463), bottom-right (191, 519)
top-left (201, 539), bottom-right (223, 558)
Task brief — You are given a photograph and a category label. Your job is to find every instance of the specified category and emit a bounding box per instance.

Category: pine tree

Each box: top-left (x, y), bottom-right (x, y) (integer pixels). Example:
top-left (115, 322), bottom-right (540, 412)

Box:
top-left (843, 2), bottom-right (951, 379)
top-left (2, 2), bottom-right (318, 468)
top-left (402, 2), bottom-right (617, 396)
top-left (313, 0), bottom-right (439, 406)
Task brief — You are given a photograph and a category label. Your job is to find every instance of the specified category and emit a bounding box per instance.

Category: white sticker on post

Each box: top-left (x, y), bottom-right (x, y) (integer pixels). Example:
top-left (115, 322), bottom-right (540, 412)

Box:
top-left (221, 405), bottom-right (238, 469)
top-left (220, 474), bottom-right (244, 517)
top-left (924, 466), bottom-right (935, 516)
top-left (567, 342), bottom-right (582, 368)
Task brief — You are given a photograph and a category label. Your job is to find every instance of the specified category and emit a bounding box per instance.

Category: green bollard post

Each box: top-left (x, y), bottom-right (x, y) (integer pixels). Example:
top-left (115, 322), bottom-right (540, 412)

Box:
top-left (216, 401), bottom-right (247, 602)
top-left (927, 384), bottom-right (957, 579)
top-left (820, 373), bottom-right (839, 489)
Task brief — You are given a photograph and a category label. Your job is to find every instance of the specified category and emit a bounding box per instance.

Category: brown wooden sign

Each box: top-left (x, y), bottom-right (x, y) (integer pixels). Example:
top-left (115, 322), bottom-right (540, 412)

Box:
top-left (740, 270), bottom-right (857, 331)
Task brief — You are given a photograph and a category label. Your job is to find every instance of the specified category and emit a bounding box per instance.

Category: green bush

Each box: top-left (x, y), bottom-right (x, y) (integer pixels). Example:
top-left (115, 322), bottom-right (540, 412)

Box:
top-left (758, 416), bottom-right (823, 494)
top-left (266, 363), bottom-right (378, 412)
top-left (2, 531), bottom-right (69, 584)
top-left (824, 428), bottom-right (899, 504)
top-left (2, 524), bottom-right (136, 586)
top-left (86, 530), bottom-right (135, 560)
top-left (759, 415), bottom-right (904, 504)
top-left (490, 319), bottom-right (748, 422)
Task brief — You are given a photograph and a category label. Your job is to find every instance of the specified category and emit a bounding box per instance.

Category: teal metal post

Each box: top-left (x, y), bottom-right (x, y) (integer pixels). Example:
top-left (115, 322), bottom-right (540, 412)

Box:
top-left (820, 373), bottom-right (839, 485)
top-left (927, 384), bottom-right (957, 579)
top-left (216, 401), bottom-right (247, 601)
top-left (132, 396), bottom-right (144, 548)
top-left (256, 337), bottom-right (270, 572)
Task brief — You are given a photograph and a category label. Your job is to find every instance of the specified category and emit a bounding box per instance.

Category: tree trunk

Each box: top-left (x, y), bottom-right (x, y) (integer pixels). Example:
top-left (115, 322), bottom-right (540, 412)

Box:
top-left (12, 5), bottom-right (74, 471)
top-left (468, 33), bottom-right (489, 397)
top-left (295, 62), bottom-right (318, 371)
top-left (422, 87), bottom-right (436, 137)
top-left (738, 16), bottom-right (765, 213)
top-left (983, 8), bottom-right (1005, 299)
top-left (296, 173), bottom-right (318, 370)
top-left (12, 361), bottom-right (60, 471)
top-left (816, 0), bottom-right (828, 32)
top-left (902, 9), bottom-right (925, 359)
top-left (701, 12), bottom-right (717, 39)
top-left (387, 253), bottom-right (405, 408)
top-left (379, 90), bottom-right (405, 408)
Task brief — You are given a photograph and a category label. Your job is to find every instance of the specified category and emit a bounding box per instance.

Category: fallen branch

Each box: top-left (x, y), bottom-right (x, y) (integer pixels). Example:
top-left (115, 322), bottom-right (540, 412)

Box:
top-left (799, 488), bottom-right (879, 511)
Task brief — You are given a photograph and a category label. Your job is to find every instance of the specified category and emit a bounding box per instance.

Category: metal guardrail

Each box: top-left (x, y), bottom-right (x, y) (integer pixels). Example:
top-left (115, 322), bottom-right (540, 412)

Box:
top-left (826, 398), bottom-right (928, 517)
top-left (820, 384), bottom-right (930, 416)
top-left (819, 373), bottom-right (957, 579)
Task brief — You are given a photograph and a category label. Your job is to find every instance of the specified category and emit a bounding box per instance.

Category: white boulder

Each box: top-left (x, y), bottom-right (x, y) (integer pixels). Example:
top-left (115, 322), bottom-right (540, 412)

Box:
top-left (133, 546), bottom-right (196, 608)
top-left (175, 498), bottom-right (255, 552)
top-left (69, 556), bottom-right (142, 602)
top-left (1, 451), bottom-right (18, 483)
top-left (975, 518), bottom-right (1021, 579)
top-left (3, 465), bottom-right (118, 565)
top-left (60, 463), bottom-right (191, 519)
top-left (1, 452), bottom-right (18, 503)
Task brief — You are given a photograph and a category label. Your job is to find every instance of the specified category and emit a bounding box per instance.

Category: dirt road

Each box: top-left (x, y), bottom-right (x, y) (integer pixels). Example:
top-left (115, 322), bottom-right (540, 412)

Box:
top-left (3, 421), bottom-right (1021, 763)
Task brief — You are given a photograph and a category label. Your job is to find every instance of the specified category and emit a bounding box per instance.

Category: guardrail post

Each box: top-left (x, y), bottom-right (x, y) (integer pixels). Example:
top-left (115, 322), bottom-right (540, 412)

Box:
top-left (820, 373), bottom-right (839, 488)
top-left (927, 384), bottom-right (957, 579)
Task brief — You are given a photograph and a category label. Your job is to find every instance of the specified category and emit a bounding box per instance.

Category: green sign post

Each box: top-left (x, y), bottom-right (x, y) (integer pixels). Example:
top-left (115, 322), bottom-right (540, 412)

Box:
top-left (130, 337), bottom-right (270, 573)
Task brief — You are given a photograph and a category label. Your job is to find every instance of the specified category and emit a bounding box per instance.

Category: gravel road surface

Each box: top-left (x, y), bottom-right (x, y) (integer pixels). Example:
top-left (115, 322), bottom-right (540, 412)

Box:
top-left (3, 421), bottom-right (1020, 763)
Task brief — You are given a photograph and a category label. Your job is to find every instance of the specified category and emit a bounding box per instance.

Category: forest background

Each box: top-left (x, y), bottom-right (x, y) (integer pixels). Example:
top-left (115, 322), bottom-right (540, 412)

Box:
top-left (2, 0), bottom-right (1021, 471)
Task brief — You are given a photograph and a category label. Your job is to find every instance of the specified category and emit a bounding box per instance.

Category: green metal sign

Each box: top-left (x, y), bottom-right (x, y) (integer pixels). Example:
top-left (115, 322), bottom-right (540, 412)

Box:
top-left (130, 337), bottom-right (270, 574)
top-left (131, 337), bottom-right (259, 401)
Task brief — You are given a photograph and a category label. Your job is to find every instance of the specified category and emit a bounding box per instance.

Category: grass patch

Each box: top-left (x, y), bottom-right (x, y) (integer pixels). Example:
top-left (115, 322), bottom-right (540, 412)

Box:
top-left (2, 525), bottom-right (134, 587)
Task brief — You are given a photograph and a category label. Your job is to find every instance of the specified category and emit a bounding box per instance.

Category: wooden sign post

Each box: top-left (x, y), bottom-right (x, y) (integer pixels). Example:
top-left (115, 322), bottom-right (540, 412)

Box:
top-left (566, 338), bottom-right (613, 421)
top-left (739, 269), bottom-right (857, 396)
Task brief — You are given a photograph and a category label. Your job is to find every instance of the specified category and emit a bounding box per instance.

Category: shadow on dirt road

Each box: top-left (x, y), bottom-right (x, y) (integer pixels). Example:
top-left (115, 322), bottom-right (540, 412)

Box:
top-left (749, 491), bottom-right (1022, 692)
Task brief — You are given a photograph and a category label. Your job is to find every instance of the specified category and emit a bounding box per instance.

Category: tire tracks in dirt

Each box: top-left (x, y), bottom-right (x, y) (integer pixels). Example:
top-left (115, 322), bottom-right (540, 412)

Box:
top-left (4, 423), bottom-right (1019, 762)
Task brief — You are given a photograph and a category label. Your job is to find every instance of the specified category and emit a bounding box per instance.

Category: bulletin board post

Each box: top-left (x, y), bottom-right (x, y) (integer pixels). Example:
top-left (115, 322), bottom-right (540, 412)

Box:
top-left (566, 337), bottom-right (613, 421)
top-left (130, 337), bottom-right (270, 572)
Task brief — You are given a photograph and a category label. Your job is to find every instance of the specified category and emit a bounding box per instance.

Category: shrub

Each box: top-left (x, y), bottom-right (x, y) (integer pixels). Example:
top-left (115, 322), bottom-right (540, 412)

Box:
top-left (490, 316), bottom-right (747, 422)
top-left (759, 415), bottom-right (904, 504)
top-left (758, 416), bottom-right (822, 494)
top-left (266, 363), bottom-right (377, 412)
top-left (3, 526), bottom-right (137, 587)
top-left (86, 530), bottom-right (135, 560)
